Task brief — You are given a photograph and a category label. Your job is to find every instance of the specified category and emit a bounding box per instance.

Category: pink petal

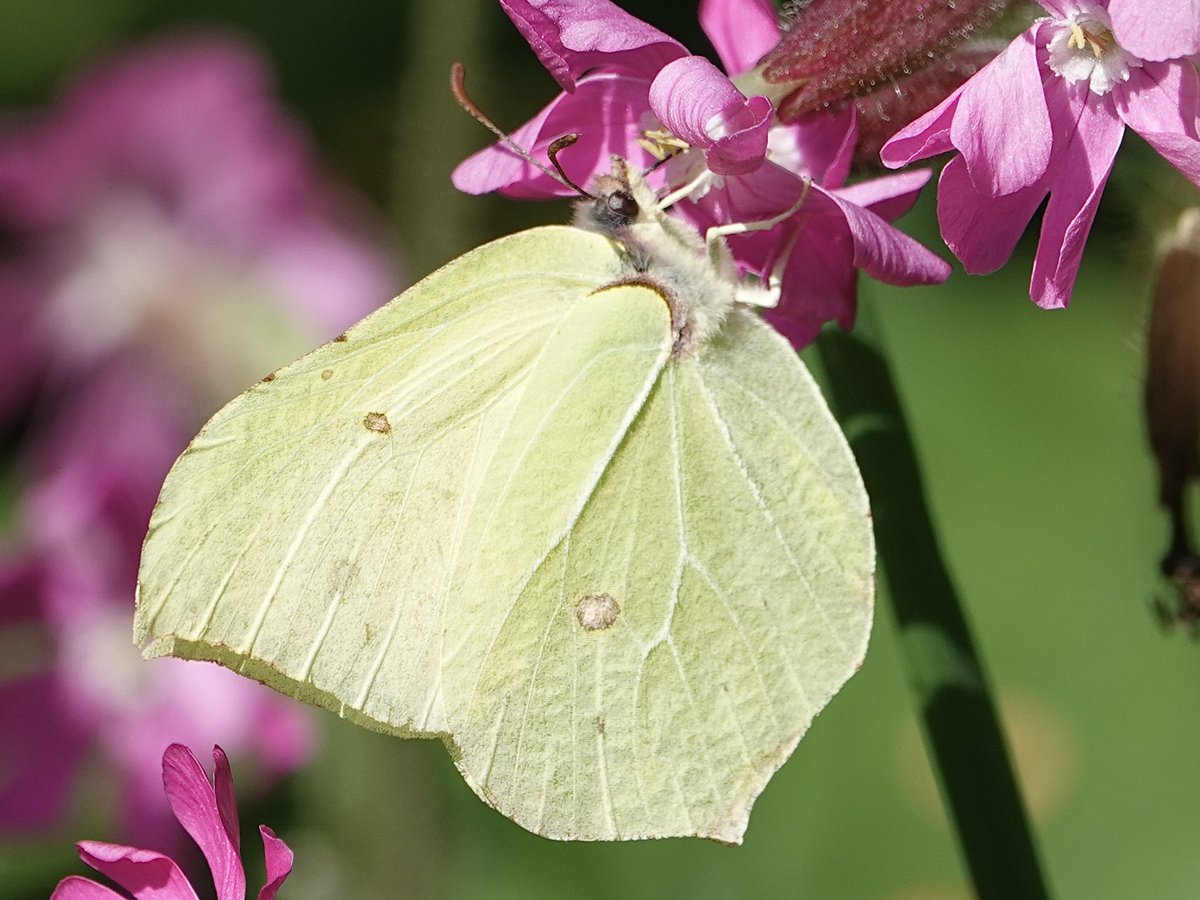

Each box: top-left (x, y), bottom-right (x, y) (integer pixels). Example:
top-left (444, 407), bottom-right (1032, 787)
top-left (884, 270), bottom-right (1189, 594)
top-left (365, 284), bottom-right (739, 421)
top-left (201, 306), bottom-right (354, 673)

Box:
top-left (75, 841), bottom-right (200, 900)
top-left (1138, 130), bottom-right (1200, 186)
top-left (687, 159), bottom-right (810, 229)
top-left (706, 96), bottom-right (774, 176)
top-left (1110, 0), bottom-right (1200, 61)
top-left (772, 105), bottom-right (857, 186)
top-left (51, 876), bottom-right (129, 900)
top-left (950, 27), bottom-right (1051, 195)
top-left (699, 0), bottom-right (781, 75)
top-left (937, 155), bottom-right (1046, 274)
top-left (835, 169), bottom-right (932, 221)
top-left (650, 56), bottom-right (747, 144)
top-left (1029, 92), bottom-right (1126, 308)
top-left (498, 0), bottom-right (685, 91)
top-left (1117, 61), bottom-right (1200, 187)
top-left (257, 219), bottom-right (397, 336)
top-left (1117, 61), bottom-right (1200, 134)
top-left (162, 744), bottom-right (246, 900)
top-left (650, 56), bottom-right (771, 175)
top-left (256, 825), bottom-right (294, 900)
top-left (452, 72), bottom-right (656, 198)
top-left (762, 203), bottom-right (857, 349)
top-left (1036, 0), bottom-right (1072, 16)
top-left (750, 184), bottom-right (946, 348)
top-left (211, 747), bottom-right (241, 852)
top-left (32, 37), bottom-right (323, 251)
top-left (822, 188), bottom-right (951, 286)
top-left (879, 83), bottom-right (964, 168)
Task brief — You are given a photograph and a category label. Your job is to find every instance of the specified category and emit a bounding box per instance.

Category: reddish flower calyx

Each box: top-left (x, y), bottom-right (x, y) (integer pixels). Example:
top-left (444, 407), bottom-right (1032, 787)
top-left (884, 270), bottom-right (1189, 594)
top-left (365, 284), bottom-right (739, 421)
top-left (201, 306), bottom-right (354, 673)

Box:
top-left (743, 0), bottom-right (1013, 122)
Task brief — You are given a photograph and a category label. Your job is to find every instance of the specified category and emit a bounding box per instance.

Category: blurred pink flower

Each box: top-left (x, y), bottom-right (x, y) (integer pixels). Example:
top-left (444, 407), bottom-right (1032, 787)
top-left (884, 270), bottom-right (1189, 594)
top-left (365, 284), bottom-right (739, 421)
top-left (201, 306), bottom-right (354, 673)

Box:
top-left (0, 34), bottom-right (397, 840)
top-left (882, 0), bottom-right (1200, 307)
top-left (51, 743), bottom-right (293, 900)
top-left (0, 33), bottom-right (396, 412)
top-left (453, 0), bottom-right (948, 348)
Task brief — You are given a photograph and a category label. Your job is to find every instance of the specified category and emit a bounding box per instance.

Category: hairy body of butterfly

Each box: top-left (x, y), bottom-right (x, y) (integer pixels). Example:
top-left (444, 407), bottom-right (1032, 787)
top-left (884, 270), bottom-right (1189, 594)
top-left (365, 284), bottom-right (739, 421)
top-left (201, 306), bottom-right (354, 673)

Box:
top-left (136, 159), bottom-right (873, 844)
top-left (574, 158), bottom-right (752, 356)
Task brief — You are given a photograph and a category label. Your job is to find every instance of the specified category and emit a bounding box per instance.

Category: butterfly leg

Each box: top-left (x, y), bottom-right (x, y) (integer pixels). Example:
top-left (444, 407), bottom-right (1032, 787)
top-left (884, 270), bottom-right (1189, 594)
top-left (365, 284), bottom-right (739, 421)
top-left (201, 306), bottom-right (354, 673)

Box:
top-left (704, 177), bottom-right (812, 246)
top-left (705, 178), bottom-right (812, 310)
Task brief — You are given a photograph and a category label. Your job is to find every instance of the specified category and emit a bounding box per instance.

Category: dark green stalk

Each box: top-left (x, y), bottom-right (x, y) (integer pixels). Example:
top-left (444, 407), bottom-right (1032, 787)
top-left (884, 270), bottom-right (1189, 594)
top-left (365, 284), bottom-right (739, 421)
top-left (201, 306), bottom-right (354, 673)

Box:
top-left (816, 303), bottom-right (1051, 899)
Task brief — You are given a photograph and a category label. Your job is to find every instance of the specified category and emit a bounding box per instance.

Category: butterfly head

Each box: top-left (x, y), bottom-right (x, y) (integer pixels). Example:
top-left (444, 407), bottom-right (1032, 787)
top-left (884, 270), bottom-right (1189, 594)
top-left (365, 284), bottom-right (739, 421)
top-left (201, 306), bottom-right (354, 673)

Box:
top-left (572, 158), bottom-right (664, 237)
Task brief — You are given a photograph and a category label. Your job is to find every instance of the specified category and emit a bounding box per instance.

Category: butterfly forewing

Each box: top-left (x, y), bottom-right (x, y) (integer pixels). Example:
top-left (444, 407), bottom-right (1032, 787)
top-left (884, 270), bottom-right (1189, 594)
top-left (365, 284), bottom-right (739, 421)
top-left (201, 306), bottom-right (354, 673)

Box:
top-left (135, 226), bottom-right (659, 736)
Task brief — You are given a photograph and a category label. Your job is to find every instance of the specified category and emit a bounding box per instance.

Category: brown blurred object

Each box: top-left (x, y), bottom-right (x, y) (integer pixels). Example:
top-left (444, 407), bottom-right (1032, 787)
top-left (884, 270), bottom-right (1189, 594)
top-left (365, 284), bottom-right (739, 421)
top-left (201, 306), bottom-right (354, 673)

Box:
top-left (1144, 208), bottom-right (1200, 628)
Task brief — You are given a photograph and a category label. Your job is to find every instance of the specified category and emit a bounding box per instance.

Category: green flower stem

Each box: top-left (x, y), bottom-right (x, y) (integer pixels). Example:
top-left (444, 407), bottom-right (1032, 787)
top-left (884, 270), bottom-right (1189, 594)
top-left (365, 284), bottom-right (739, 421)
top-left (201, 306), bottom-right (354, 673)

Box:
top-left (816, 304), bottom-right (1051, 900)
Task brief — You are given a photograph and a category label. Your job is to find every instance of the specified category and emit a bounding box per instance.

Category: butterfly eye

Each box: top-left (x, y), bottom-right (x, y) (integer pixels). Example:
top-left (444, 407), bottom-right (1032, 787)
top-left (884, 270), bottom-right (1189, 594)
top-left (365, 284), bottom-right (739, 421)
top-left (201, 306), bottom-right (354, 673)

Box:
top-left (607, 190), bottom-right (639, 223)
top-left (581, 187), bottom-right (641, 235)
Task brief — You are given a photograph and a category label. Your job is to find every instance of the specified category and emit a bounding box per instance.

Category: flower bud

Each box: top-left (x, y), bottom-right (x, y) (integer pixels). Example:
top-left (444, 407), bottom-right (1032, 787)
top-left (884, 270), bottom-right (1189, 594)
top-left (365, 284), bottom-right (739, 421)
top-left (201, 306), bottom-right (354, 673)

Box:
top-left (744, 0), bottom-right (1012, 122)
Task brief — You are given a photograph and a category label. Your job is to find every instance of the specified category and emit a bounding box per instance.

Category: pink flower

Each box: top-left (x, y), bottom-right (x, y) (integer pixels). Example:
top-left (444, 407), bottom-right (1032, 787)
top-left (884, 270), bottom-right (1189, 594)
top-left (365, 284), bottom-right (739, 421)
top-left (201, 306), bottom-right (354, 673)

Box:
top-left (0, 35), bottom-right (397, 840)
top-left (452, 0), bottom-right (772, 197)
top-left (680, 0), bottom-right (950, 348)
top-left (882, 0), bottom-right (1200, 308)
top-left (455, 0), bottom-right (949, 348)
top-left (51, 744), bottom-right (293, 900)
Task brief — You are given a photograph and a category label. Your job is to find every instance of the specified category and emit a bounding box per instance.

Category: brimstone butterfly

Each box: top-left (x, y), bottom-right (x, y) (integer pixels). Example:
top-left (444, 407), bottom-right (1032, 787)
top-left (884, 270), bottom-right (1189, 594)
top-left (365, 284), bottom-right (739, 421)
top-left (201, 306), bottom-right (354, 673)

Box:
top-left (135, 152), bottom-right (874, 844)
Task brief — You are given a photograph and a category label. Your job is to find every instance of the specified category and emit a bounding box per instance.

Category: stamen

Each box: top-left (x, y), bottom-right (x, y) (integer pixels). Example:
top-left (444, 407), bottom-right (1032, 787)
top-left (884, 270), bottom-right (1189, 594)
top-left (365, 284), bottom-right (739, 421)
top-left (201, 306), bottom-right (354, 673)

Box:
top-left (637, 138), bottom-right (667, 160)
top-left (1088, 31), bottom-right (1113, 56)
top-left (639, 128), bottom-right (690, 162)
top-left (1067, 21), bottom-right (1114, 57)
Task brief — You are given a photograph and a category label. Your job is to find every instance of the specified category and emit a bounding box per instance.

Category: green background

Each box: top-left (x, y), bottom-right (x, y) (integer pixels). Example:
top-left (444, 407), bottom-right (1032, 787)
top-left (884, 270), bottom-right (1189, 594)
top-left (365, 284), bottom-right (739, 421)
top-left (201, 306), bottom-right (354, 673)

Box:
top-left (2, 1), bottom-right (1197, 897)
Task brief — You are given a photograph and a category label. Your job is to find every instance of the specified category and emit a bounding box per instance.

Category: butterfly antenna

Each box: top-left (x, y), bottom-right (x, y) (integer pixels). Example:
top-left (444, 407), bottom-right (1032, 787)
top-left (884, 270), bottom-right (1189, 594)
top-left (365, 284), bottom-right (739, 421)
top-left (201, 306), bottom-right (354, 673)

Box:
top-left (451, 63), bottom-right (593, 198)
top-left (642, 155), bottom-right (672, 177)
top-left (546, 134), bottom-right (594, 198)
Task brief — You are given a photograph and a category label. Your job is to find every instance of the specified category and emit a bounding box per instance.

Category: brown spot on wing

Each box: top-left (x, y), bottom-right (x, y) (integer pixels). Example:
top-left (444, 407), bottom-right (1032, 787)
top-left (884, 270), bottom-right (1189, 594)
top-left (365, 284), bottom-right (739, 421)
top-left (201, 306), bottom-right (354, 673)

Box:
top-left (363, 412), bottom-right (391, 435)
top-left (576, 592), bottom-right (620, 631)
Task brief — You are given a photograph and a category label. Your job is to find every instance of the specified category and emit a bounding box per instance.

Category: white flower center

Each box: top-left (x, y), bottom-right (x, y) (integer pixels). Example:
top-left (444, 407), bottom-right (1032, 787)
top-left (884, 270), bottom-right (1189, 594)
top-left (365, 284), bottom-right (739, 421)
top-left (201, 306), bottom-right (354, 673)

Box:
top-left (1046, 8), bottom-right (1141, 96)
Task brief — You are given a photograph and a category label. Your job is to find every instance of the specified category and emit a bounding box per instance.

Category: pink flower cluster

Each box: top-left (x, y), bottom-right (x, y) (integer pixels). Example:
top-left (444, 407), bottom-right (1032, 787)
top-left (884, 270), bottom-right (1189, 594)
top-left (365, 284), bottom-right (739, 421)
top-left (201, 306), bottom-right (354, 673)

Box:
top-left (457, 0), bottom-right (1200, 318)
top-left (0, 36), bottom-right (396, 841)
top-left (453, 0), bottom-right (951, 349)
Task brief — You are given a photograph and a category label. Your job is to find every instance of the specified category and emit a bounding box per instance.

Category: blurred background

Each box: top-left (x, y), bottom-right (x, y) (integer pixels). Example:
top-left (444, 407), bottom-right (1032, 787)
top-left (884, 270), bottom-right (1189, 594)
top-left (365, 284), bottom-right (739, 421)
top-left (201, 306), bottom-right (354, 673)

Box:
top-left (1, 1), bottom-right (1198, 898)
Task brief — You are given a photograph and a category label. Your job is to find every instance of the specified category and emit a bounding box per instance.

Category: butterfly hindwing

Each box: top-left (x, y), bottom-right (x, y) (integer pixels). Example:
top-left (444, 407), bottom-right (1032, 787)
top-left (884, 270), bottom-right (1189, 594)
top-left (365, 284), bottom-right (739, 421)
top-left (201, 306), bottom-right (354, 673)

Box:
top-left (445, 308), bottom-right (872, 843)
